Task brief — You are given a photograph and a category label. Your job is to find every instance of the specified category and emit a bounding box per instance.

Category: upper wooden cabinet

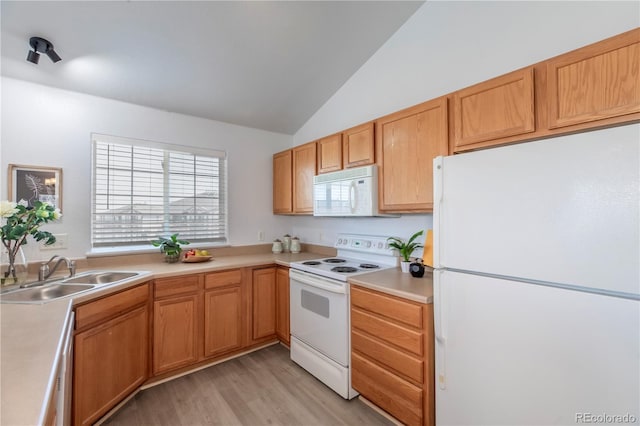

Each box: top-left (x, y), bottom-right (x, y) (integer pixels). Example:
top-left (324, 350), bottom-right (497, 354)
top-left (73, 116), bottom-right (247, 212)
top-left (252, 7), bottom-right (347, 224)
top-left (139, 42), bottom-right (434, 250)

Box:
top-left (292, 142), bottom-right (317, 214)
top-left (317, 133), bottom-right (343, 174)
top-left (273, 150), bottom-right (293, 214)
top-left (547, 28), bottom-right (640, 129)
top-left (376, 97), bottom-right (448, 213)
top-left (343, 122), bottom-right (375, 169)
top-left (452, 67), bottom-right (535, 150)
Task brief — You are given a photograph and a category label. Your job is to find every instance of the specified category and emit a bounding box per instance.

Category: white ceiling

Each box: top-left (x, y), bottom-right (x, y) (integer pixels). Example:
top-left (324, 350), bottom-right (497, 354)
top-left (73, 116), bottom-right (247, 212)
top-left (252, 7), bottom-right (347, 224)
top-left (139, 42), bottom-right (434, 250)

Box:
top-left (1, 1), bottom-right (423, 134)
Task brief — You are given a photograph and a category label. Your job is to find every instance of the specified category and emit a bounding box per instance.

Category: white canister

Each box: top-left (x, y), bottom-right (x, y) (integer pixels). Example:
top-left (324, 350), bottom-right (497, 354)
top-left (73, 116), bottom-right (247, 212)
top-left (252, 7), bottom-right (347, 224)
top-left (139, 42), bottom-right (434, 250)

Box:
top-left (272, 240), bottom-right (283, 254)
top-left (290, 237), bottom-right (301, 254)
top-left (282, 235), bottom-right (291, 252)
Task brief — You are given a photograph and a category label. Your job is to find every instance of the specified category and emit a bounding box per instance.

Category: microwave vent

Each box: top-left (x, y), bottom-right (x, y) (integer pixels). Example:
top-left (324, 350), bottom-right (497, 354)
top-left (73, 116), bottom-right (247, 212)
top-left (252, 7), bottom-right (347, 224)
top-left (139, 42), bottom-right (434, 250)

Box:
top-left (313, 165), bottom-right (375, 184)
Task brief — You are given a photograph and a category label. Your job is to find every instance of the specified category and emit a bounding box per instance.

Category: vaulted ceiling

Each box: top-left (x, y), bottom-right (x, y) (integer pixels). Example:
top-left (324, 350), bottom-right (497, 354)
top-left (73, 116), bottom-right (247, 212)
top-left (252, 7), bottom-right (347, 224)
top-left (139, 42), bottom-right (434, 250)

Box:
top-left (1, 1), bottom-right (424, 134)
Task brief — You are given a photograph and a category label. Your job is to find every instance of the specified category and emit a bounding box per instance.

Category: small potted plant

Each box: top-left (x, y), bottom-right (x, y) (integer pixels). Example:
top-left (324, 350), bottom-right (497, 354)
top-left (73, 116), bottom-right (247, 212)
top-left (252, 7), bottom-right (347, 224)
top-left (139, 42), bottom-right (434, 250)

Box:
top-left (387, 230), bottom-right (424, 273)
top-left (151, 233), bottom-right (190, 263)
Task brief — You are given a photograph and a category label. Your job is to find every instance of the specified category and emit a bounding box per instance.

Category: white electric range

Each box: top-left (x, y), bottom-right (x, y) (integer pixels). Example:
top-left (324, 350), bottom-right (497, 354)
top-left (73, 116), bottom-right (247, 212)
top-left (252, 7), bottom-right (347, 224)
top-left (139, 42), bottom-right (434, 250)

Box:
top-left (288, 234), bottom-right (398, 399)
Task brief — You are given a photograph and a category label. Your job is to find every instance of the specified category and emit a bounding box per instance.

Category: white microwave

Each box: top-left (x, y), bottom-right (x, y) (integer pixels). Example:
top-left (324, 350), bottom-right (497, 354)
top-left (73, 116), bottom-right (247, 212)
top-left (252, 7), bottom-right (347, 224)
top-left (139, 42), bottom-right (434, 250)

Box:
top-left (312, 165), bottom-right (395, 217)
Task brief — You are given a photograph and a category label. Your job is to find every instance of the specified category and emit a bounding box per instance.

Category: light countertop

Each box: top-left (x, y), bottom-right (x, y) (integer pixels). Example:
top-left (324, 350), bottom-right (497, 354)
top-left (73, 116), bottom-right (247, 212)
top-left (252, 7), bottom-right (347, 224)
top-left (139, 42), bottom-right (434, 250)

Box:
top-left (0, 299), bottom-right (73, 426)
top-left (0, 249), bottom-right (430, 425)
top-left (348, 267), bottom-right (434, 304)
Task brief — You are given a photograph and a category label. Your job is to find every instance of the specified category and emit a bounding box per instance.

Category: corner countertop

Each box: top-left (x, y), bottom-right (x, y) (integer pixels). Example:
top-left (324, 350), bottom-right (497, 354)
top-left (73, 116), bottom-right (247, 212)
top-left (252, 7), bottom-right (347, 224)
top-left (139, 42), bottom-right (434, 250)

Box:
top-left (0, 250), bottom-right (325, 426)
top-left (348, 267), bottom-right (434, 304)
top-left (0, 249), bottom-right (431, 425)
top-left (0, 298), bottom-right (73, 426)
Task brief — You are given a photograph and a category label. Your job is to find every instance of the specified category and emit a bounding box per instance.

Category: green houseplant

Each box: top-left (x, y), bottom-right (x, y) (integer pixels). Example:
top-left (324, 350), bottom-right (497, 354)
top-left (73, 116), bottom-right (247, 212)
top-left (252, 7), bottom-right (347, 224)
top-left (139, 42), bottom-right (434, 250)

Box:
top-left (387, 230), bottom-right (424, 273)
top-left (151, 233), bottom-right (190, 263)
top-left (1, 200), bottom-right (60, 285)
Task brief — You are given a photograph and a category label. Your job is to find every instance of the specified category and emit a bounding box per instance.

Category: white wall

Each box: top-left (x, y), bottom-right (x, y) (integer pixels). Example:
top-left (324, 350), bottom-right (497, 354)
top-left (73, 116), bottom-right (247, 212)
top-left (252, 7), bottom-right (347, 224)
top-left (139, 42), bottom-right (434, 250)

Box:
top-left (290, 0), bottom-right (639, 246)
top-left (1, 77), bottom-right (292, 260)
top-left (3, 1), bottom-right (638, 261)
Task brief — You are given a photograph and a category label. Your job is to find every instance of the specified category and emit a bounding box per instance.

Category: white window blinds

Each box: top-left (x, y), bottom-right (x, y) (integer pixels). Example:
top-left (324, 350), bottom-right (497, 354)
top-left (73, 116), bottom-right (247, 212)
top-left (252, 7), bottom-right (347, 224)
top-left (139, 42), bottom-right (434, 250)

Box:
top-left (91, 134), bottom-right (227, 248)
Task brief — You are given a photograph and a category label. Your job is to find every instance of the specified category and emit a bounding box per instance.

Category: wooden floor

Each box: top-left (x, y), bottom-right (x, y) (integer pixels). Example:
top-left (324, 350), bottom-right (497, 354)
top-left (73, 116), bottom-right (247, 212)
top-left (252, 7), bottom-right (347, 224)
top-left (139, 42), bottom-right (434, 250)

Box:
top-left (102, 344), bottom-right (393, 426)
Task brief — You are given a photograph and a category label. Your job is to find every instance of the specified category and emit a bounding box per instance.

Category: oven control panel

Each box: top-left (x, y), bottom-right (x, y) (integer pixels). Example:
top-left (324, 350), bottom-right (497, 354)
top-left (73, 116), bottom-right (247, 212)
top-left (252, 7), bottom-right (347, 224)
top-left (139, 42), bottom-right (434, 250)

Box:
top-left (334, 234), bottom-right (395, 256)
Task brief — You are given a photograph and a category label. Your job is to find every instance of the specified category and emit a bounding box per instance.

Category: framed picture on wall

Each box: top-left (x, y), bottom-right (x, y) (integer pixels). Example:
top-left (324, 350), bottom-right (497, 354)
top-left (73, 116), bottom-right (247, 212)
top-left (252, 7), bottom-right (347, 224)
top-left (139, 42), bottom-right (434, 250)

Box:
top-left (8, 164), bottom-right (63, 211)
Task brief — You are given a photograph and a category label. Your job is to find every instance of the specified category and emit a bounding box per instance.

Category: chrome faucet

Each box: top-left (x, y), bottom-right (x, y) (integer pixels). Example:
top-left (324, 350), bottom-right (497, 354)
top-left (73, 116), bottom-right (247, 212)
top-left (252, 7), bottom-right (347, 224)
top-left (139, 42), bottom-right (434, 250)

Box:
top-left (37, 255), bottom-right (77, 281)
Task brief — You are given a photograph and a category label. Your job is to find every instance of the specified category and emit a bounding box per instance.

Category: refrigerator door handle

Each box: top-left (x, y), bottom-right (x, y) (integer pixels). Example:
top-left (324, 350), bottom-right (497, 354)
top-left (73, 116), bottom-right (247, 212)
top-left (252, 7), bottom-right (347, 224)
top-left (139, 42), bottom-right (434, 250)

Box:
top-left (433, 156), bottom-right (444, 268)
top-left (434, 269), bottom-right (447, 390)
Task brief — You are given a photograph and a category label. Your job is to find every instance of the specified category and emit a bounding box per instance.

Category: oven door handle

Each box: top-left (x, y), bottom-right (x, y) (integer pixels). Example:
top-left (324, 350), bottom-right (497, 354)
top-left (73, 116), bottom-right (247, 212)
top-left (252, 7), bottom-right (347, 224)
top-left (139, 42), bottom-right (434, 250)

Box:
top-left (289, 269), bottom-right (347, 294)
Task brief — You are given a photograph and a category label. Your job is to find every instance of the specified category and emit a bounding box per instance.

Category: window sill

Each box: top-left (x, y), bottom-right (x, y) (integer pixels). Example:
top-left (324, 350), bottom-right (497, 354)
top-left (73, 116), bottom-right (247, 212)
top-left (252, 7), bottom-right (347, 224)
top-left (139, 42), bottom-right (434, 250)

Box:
top-left (87, 243), bottom-right (229, 258)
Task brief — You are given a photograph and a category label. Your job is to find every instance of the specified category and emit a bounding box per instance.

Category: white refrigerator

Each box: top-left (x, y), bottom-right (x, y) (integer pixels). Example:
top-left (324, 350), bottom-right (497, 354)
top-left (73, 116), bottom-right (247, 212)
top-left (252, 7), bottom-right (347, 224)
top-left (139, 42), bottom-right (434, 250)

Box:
top-left (433, 123), bottom-right (640, 426)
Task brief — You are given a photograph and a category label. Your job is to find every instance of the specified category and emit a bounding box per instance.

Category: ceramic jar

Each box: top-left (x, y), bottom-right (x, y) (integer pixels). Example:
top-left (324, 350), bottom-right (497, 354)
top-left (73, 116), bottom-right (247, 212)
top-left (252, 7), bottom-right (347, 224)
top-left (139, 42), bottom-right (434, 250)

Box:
top-left (290, 237), bottom-right (301, 254)
top-left (282, 235), bottom-right (292, 252)
top-left (272, 240), bottom-right (283, 253)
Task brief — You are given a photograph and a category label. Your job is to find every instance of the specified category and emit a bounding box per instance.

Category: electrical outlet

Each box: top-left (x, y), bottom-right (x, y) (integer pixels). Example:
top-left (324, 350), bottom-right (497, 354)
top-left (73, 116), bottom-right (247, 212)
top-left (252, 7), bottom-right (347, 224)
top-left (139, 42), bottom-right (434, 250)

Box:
top-left (258, 231), bottom-right (265, 241)
top-left (40, 233), bottom-right (68, 250)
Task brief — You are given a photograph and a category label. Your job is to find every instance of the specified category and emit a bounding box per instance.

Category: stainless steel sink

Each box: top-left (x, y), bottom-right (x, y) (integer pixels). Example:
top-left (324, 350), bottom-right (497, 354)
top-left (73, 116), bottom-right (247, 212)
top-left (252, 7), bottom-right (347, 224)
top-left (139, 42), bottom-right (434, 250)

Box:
top-left (0, 270), bottom-right (148, 304)
top-left (0, 284), bottom-right (95, 303)
top-left (62, 271), bottom-right (139, 285)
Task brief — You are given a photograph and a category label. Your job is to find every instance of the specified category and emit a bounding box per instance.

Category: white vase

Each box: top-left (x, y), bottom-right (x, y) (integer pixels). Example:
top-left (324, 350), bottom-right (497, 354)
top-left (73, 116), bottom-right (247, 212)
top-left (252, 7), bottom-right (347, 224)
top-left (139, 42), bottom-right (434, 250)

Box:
top-left (400, 261), bottom-right (411, 273)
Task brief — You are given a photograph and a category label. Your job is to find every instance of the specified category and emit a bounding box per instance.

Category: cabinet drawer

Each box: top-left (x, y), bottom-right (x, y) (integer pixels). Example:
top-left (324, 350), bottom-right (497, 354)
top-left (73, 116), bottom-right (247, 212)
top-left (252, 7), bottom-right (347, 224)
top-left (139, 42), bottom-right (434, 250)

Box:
top-left (75, 283), bottom-right (149, 330)
top-left (351, 286), bottom-right (423, 329)
top-left (352, 308), bottom-right (423, 356)
top-left (154, 275), bottom-right (201, 299)
top-left (352, 352), bottom-right (423, 426)
top-left (205, 269), bottom-right (242, 289)
top-left (352, 329), bottom-right (423, 384)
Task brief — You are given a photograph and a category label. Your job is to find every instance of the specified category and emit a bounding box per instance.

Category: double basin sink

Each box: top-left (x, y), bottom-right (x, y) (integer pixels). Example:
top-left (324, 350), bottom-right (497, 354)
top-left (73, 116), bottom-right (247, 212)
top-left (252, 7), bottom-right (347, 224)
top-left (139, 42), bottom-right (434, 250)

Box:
top-left (0, 271), bottom-right (146, 304)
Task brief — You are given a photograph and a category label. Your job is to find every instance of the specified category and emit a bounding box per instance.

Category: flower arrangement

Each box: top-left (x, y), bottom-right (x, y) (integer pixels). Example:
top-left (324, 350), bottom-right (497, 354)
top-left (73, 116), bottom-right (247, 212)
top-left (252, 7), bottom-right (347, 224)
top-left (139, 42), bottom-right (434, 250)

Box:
top-left (1, 200), bottom-right (61, 283)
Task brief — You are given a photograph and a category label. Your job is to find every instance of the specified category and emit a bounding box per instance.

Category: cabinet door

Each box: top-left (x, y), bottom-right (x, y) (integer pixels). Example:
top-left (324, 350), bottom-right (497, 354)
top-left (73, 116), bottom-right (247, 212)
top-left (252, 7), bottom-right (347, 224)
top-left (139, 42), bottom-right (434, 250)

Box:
top-left (275, 267), bottom-right (290, 345)
top-left (153, 294), bottom-right (199, 375)
top-left (343, 122), bottom-right (375, 168)
top-left (74, 306), bottom-right (148, 426)
top-left (204, 285), bottom-right (243, 357)
top-left (376, 97), bottom-right (448, 212)
top-left (273, 150), bottom-right (293, 214)
top-left (317, 133), bottom-right (343, 174)
top-left (252, 267), bottom-right (277, 341)
top-left (453, 67), bottom-right (535, 149)
top-left (292, 142), bottom-right (317, 214)
top-left (547, 28), bottom-right (640, 129)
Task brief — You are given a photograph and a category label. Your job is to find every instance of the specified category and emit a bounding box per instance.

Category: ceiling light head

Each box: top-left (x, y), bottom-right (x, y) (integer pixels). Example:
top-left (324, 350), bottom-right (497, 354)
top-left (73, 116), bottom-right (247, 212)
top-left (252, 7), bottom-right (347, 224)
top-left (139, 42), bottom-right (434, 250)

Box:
top-left (27, 36), bottom-right (61, 64)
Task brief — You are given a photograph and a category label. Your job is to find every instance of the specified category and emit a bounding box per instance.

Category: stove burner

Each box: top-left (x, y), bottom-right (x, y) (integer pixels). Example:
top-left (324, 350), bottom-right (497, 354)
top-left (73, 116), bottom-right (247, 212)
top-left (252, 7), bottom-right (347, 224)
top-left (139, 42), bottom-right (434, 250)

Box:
top-left (331, 266), bottom-right (358, 273)
top-left (302, 261), bottom-right (321, 266)
top-left (323, 258), bottom-right (346, 264)
top-left (359, 263), bottom-right (380, 269)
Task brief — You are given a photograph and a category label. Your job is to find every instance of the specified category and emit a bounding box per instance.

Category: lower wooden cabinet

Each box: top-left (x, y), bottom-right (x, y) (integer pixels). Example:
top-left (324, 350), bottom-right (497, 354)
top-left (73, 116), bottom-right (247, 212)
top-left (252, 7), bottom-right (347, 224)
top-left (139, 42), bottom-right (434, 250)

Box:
top-left (204, 269), bottom-right (244, 357)
top-left (252, 267), bottom-right (277, 341)
top-left (275, 266), bottom-right (290, 345)
top-left (350, 285), bottom-right (434, 426)
top-left (73, 283), bottom-right (150, 426)
top-left (152, 275), bottom-right (201, 375)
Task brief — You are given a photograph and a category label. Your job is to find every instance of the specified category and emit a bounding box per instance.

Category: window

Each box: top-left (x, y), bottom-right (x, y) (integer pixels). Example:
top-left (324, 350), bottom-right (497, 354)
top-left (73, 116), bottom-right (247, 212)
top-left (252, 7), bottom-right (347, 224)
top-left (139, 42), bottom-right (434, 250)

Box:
top-left (91, 134), bottom-right (227, 249)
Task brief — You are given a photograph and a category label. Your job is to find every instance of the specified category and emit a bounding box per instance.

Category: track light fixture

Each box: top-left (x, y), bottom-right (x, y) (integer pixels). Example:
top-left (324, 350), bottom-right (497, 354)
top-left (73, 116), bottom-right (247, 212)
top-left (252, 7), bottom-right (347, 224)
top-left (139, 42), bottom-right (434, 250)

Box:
top-left (26, 37), bottom-right (61, 64)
